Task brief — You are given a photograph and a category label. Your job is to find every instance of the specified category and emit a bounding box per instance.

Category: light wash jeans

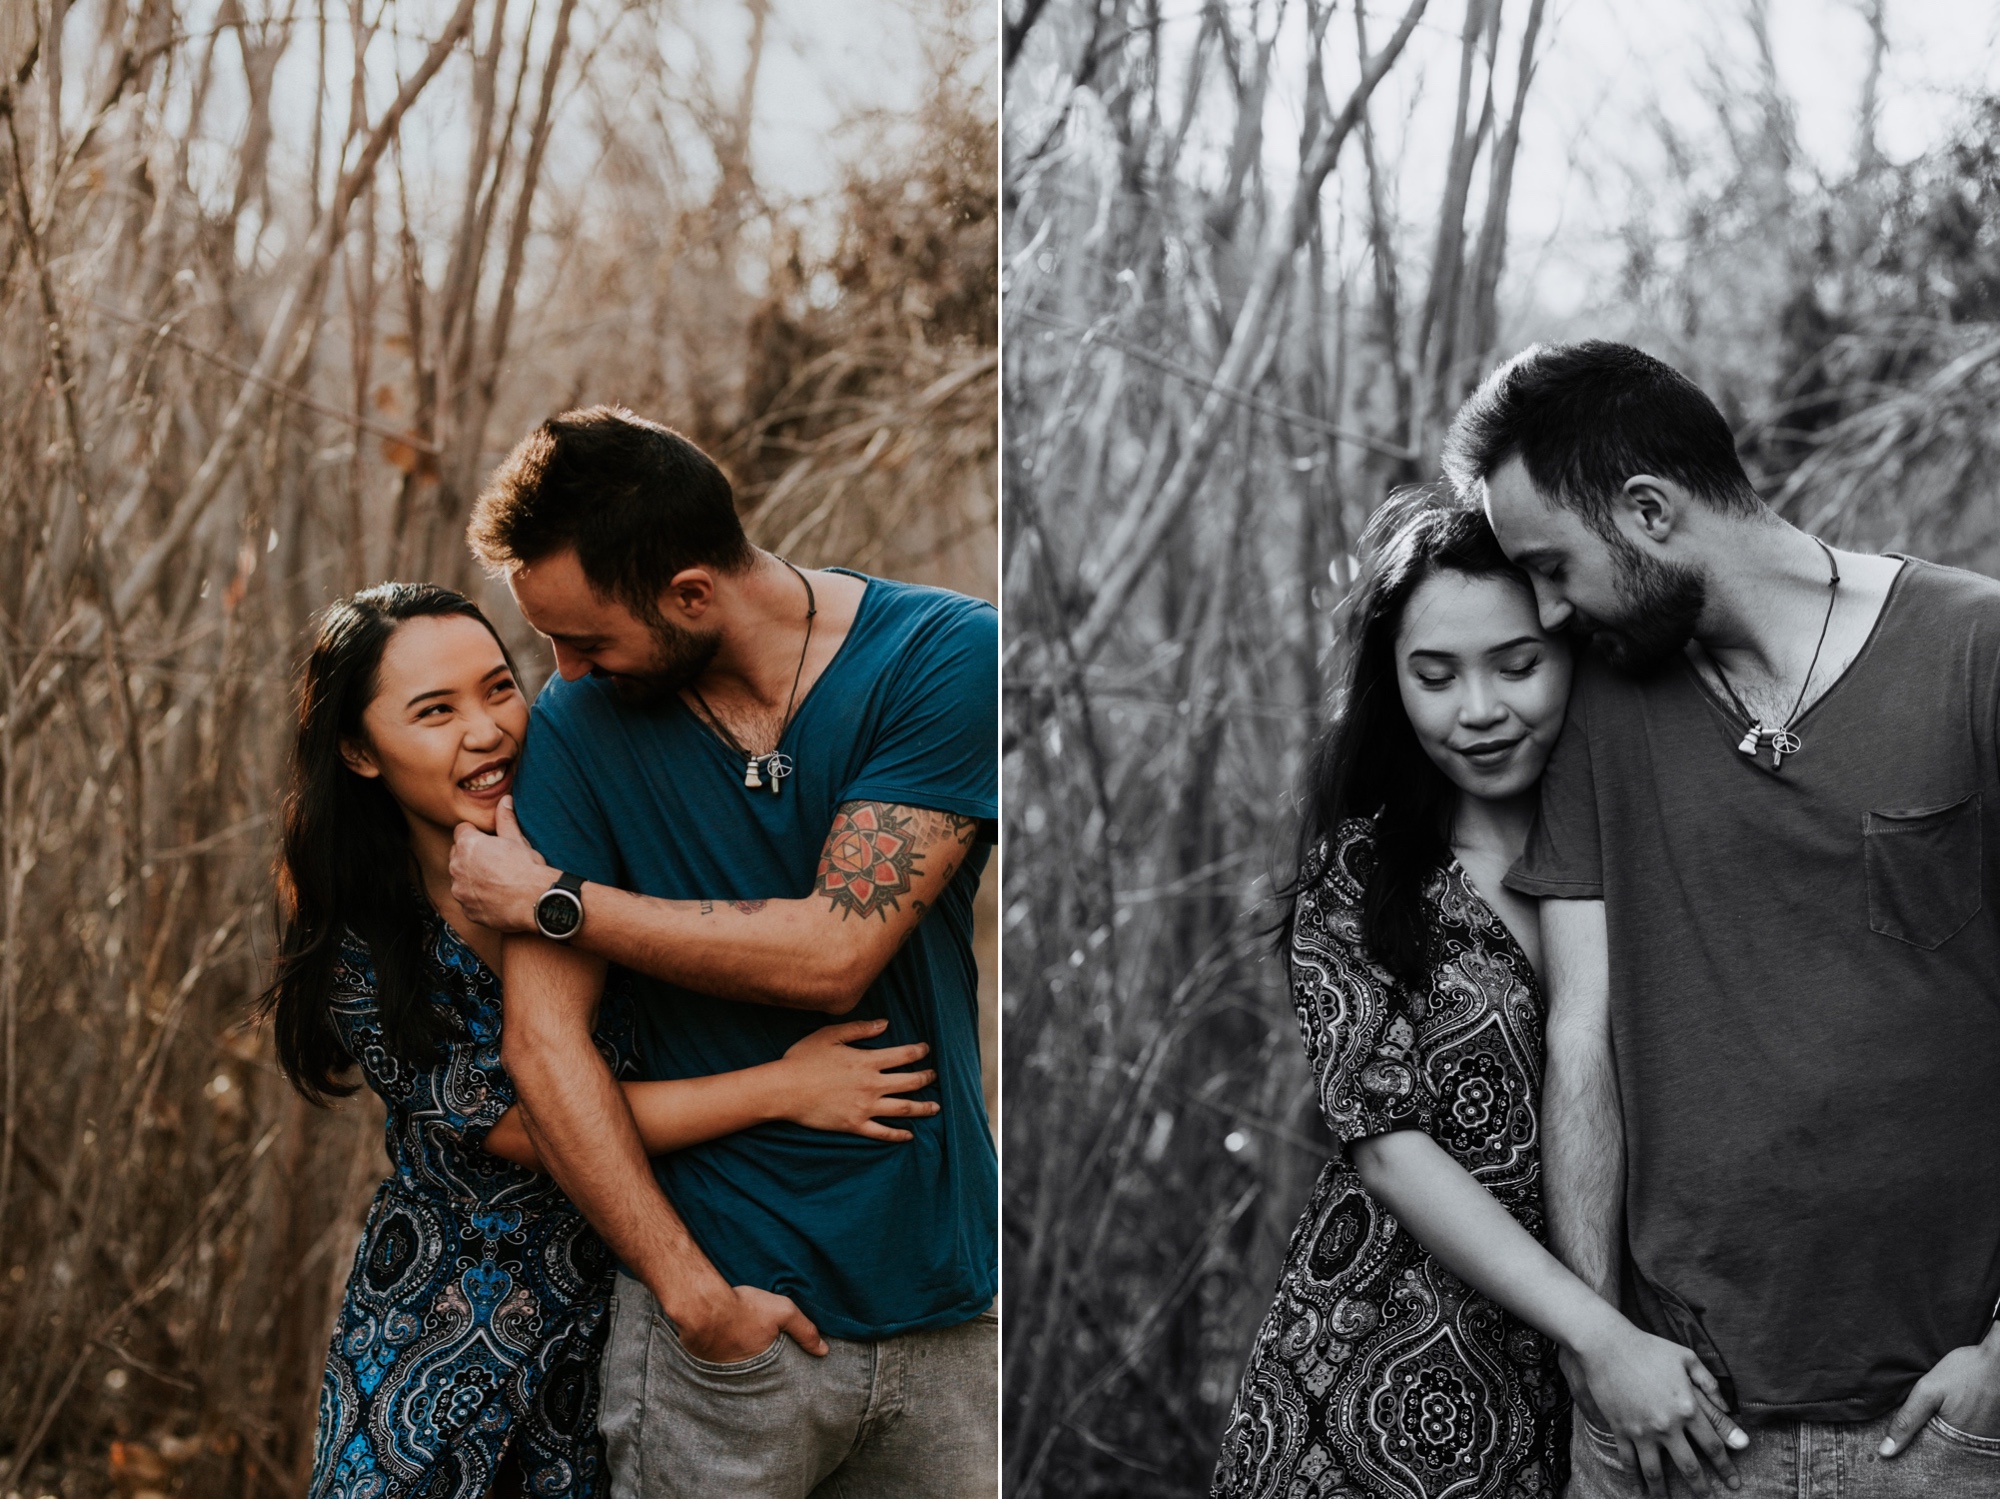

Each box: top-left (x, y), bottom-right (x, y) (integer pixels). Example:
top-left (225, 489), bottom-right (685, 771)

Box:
top-left (1568, 1407), bottom-right (2000, 1499)
top-left (598, 1272), bottom-right (998, 1499)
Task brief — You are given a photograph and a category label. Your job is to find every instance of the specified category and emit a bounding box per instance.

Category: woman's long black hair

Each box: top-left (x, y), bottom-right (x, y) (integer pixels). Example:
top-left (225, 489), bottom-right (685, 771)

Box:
top-left (259, 583), bottom-right (519, 1102)
top-left (1283, 486), bottom-right (1534, 990)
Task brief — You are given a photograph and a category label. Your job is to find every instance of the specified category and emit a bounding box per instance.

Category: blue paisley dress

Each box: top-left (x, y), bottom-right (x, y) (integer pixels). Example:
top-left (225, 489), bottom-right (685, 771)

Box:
top-left (308, 917), bottom-right (631, 1499)
top-left (1212, 818), bottom-right (1569, 1499)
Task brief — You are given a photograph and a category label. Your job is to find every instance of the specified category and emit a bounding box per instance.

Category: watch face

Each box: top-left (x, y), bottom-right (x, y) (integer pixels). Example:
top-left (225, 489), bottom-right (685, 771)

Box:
top-left (536, 888), bottom-right (583, 939)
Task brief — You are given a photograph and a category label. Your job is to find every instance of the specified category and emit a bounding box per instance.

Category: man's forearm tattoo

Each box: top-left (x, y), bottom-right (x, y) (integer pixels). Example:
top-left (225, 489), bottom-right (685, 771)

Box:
top-left (816, 802), bottom-right (983, 922)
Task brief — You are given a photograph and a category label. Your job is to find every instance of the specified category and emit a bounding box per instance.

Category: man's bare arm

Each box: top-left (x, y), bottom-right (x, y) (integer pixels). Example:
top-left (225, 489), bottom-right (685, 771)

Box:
top-left (498, 933), bottom-right (827, 1361)
top-left (1540, 897), bottom-right (1623, 1303)
top-left (456, 799), bottom-right (985, 1013)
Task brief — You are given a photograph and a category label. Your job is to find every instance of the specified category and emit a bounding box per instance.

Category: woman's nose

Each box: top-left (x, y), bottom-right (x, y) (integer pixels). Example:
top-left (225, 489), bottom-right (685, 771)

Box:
top-left (1458, 681), bottom-right (1507, 727)
top-left (463, 710), bottom-right (506, 749)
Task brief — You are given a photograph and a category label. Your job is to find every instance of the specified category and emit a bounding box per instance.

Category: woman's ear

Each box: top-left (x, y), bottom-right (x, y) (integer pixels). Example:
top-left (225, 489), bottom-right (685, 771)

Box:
top-left (339, 737), bottom-right (382, 779)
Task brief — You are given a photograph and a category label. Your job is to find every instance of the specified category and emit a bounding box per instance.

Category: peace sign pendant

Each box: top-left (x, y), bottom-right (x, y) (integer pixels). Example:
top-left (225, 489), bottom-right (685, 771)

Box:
top-left (1769, 729), bottom-right (1802, 768)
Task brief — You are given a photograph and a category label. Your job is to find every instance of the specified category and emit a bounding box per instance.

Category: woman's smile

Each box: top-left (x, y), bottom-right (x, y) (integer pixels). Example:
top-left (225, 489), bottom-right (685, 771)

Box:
top-left (1452, 734), bottom-right (1527, 771)
top-left (458, 757), bottom-right (515, 799)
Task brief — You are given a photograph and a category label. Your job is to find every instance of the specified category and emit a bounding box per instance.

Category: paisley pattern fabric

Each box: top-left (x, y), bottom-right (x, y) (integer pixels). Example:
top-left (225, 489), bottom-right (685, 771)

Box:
top-left (308, 918), bottom-right (633, 1499)
top-left (1213, 819), bottom-right (1569, 1499)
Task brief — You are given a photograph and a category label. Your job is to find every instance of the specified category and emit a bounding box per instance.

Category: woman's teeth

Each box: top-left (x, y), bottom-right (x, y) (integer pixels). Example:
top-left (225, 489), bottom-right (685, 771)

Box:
top-left (461, 765), bottom-right (508, 792)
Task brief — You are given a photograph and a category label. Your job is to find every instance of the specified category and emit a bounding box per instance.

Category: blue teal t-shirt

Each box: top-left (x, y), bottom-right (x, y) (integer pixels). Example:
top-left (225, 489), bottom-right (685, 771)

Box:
top-left (510, 571), bottom-right (997, 1340)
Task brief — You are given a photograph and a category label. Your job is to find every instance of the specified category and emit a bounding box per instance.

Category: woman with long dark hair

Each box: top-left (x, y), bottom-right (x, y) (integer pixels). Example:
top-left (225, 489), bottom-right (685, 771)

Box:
top-left (266, 583), bottom-right (938, 1498)
top-left (1211, 492), bottom-right (1737, 1499)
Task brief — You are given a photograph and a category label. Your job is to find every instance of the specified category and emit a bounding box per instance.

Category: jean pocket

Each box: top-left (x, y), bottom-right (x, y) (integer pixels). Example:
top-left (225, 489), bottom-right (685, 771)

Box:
top-left (655, 1312), bottom-right (786, 1377)
top-left (1866, 794), bottom-right (1983, 949)
top-left (1578, 1412), bottom-right (1629, 1470)
top-left (1928, 1414), bottom-right (2000, 1456)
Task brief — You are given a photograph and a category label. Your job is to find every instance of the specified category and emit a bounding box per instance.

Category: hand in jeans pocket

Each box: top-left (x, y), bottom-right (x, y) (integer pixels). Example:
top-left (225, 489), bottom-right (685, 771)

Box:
top-left (1880, 1336), bottom-right (2000, 1457)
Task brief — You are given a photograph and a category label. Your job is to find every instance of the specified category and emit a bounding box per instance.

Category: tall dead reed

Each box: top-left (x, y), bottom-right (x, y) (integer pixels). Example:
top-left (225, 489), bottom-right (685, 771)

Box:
top-left (0, 1), bottom-right (994, 1491)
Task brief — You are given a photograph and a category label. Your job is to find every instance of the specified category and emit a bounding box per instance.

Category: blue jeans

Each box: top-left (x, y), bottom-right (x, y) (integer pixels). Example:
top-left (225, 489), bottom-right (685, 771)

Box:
top-left (1567, 1407), bottom-right (2000, 1498)
top-left (597, 1272), bottom-right (997, 1498)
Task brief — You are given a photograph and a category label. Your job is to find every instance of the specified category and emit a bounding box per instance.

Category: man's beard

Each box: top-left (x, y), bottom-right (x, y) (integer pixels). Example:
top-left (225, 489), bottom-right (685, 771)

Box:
top-left (1579, 534), bottom-right (1707, 675)
top-left (595, 611), bottom-right (722, 706)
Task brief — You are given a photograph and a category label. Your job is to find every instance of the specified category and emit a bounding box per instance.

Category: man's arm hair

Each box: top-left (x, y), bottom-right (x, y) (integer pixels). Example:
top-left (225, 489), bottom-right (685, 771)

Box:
top-left (499, 934), bottom-right (828, 1361)
top-left (574, 800), bottom-right (985, 1012)
top-left (497, 936), bottom-right (734, 1317)
top-left (1540, 897), bottom-right (1624, 1303)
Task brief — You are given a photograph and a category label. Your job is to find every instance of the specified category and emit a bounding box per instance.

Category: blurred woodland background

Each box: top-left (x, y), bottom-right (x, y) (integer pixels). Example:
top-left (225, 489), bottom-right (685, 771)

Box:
top-left (0, 0), bottom-right (994, 1491)
top-left (1001, 0), bottom-right (2000, 1492)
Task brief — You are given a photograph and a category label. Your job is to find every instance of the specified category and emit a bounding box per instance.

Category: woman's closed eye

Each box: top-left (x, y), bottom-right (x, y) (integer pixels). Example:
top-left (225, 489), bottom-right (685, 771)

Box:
top-left (1497, 651), bottom-right (1543, 680)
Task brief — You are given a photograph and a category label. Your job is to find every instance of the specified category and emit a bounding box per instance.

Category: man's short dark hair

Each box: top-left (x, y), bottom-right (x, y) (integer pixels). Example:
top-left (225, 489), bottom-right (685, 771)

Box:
top-left (1440, 341), bottom-right (1764, 535)
top-left (468, 406), bottom-right (755, 610)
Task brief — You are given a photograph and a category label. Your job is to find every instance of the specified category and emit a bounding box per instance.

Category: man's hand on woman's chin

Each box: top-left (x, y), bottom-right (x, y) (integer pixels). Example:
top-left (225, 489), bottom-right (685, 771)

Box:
top-left (1880, 1325), bottom-right (2000, 1455)
top-left (450, 795), bottom-right (552, 933)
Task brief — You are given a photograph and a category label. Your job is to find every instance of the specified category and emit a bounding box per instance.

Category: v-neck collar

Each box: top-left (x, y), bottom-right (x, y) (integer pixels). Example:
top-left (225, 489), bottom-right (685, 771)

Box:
top-left (1679, 555), bottom-right (1911, 770)
top-left (1441, 856), bottom-right (1543, 1001)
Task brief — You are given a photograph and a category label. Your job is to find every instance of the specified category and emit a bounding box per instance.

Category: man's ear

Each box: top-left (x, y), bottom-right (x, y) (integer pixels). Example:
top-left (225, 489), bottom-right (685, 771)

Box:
top-left (662, 567), bottom-right (717, 621)
top-left (339, 737), bottom-right (382, 779)
top-left (1620, 475), bottom-right (1679, 542)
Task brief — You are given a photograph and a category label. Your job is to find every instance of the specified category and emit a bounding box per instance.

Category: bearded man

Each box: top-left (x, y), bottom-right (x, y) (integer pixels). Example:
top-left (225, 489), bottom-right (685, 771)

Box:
top-left (448, 406), bottom-right (997, 1498)
top-left (1442, 343), bottom-right (2000, 1499)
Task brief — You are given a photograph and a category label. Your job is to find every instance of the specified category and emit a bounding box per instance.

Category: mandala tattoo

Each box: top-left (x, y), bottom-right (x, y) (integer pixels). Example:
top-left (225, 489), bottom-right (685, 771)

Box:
top-left (818, 803), bottom-right (921, 921)
top-left (816, 803), bottom-right (978, 923)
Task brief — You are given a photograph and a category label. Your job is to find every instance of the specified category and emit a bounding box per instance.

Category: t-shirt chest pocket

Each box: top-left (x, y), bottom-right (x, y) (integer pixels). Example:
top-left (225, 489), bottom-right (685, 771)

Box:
top-left (1863, 792), bottom-right (1984, 949)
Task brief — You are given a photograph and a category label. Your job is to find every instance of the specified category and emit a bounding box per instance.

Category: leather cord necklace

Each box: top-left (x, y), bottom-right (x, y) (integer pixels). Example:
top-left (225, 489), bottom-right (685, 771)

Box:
top-left (687, 557), bottom-right (817, 794)
top-left (1705, 536), bottom-right (1839, 771)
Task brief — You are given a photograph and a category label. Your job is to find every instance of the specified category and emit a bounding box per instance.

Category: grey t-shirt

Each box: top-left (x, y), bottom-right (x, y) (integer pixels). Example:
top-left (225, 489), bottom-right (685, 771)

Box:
top-left (1508, 557), bottom-right (2000, 1423)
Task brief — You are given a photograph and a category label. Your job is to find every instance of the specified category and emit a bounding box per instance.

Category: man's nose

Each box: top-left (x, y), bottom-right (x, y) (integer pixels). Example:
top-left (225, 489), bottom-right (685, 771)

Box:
top-left (551, 642), bottom-right (591, 682)
top-left (1532, 579), bottom-right (1573, 632)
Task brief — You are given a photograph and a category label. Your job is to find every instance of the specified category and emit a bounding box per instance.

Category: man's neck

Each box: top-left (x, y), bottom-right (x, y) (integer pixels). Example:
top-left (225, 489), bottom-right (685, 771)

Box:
top-left (1689, 521), bottom-right (1901, 721)
top-left (696, 552), bottom-right (824, 710)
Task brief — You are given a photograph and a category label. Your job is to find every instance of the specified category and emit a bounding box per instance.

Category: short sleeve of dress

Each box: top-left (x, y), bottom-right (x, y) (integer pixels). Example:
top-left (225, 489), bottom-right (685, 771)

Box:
top-left (1290, 825), bottom-right (1438, 1144)
top-left (1506, 666), bottom-right (1602, 899)
top-left (327, 930), bottom-right (514, 1150)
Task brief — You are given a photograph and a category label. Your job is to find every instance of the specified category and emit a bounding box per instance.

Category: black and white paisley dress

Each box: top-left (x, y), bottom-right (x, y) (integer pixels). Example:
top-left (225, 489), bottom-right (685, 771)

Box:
top-left (308, 918), bottom-right (632, 1499)
top-left (1212, 818), bottom-right (1569, 1499)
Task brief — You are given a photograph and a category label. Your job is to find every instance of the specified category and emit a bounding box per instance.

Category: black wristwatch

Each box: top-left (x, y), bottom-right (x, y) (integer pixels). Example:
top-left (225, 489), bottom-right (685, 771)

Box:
top-left (534, 871), bottom-right (585, 941)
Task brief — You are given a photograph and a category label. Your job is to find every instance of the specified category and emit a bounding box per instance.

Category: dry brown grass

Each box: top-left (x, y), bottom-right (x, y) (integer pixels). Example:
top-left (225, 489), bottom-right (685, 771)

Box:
top-left (0, 1), bottom-right (994, 1490)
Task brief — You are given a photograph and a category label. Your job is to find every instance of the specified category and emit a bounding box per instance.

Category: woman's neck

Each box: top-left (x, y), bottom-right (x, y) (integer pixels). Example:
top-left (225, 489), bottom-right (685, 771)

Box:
top-left (1449, 789), bottom-right (1538, 864)
top-left (401, 814), bottom-right (503, 968)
